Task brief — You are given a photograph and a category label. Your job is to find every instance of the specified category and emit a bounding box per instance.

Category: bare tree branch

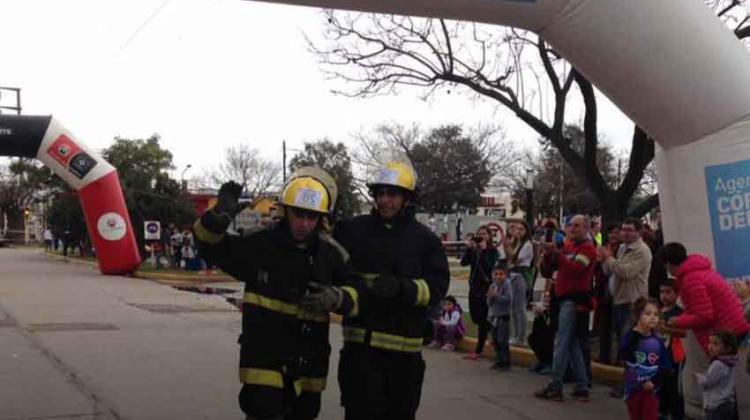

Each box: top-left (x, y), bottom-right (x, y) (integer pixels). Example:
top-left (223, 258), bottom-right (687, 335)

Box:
top-left (718, 0), bottom-right (741, 17)
top-left (211, 145), bottom-right (281, 197)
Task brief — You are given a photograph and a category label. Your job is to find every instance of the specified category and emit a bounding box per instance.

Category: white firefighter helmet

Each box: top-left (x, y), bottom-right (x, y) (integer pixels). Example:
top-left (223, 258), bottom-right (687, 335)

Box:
top-left (366, 152), bottom-right (418, 194)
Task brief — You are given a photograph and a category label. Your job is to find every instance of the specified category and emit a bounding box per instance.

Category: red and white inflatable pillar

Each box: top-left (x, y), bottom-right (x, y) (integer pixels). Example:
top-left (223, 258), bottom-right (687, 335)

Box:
top-left (0, 115), bottom-right (141, 274)
top-left (38, 118), bottom-right (141, 274)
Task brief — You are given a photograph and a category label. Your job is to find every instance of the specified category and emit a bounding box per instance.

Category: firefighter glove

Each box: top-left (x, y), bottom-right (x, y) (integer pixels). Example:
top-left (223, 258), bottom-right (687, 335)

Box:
top-left (216, 181), bottom-right (245, 218)
top-left (371, 273), bottom-right (402, 299)
top-left (300, 282), bottom-right (343, 313)
top-left (201, 181), bottom-right (245, 233)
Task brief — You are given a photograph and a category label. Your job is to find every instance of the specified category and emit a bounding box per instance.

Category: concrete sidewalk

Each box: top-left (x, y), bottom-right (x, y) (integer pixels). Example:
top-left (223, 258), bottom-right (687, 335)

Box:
top-left (1, 248), bottom-right (241, 419)
top-left (1, 248), bottom-right (626, 420)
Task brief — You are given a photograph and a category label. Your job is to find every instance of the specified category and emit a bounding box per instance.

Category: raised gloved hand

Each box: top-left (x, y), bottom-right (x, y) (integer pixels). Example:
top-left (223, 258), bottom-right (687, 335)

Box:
top-left (300, 282), bottom-right (343, 313)
top-left (216, 181), bottom-right (245, 218)
top-left (370, 273), bottom-right (402, 300)
top-left (201, 181), bottom-right (245, 233)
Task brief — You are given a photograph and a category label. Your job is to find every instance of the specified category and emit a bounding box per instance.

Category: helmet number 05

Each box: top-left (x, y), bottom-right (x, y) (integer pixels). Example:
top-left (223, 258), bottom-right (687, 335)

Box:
top-left (295, 188), bottom-right (323, 209)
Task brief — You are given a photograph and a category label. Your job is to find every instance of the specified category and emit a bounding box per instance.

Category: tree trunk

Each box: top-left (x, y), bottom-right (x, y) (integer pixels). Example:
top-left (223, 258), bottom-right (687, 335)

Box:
top-left (598, 197), bottom-right (626, 230)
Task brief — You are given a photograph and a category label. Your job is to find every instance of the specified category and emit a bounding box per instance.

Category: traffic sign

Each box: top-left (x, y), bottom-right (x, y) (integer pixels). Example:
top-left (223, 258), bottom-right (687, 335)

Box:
top-left (144, 221), bottom-right (161, 241)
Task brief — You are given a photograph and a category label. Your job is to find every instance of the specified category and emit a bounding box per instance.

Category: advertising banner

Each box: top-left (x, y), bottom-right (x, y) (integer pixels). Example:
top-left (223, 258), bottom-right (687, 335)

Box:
top-left (705, 158), bottom-right (750, 281)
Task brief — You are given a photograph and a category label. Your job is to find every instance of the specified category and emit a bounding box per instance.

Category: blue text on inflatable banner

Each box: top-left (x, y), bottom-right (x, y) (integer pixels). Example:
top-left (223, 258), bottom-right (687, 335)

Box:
top-left (705, 159), bottom-right (750, 281)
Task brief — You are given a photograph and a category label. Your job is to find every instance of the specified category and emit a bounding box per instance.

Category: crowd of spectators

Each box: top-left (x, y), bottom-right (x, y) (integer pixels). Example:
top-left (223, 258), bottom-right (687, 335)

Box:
top-left (431, 215), bottom-right (750, 419)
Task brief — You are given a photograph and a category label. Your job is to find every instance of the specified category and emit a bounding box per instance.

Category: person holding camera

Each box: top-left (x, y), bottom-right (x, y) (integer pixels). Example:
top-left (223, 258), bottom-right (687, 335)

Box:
top-left (503, 220), bottom-right (534, 346)
top-left (461, 225), bottom-right (501, 360)
top-left (193, 170), bottom-right (361, 420)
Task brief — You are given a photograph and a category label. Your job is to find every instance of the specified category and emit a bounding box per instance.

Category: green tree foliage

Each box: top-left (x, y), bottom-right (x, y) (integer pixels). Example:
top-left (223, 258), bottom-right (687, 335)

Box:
top-left (289, 139), bottom-right (360, 218)
top-left (410, 125), bottom-right (492, 212)
top-left (0, 158), bottom-right (57, 233)
top-left (47, 189), bottom-right (89, 252)
top-left (102, 135), bottom-right (195, 248)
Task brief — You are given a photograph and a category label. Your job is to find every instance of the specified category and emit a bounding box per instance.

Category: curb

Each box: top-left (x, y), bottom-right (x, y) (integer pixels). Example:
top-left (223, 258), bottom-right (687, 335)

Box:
top-left (42, 251), bottom-right (99, 268)
top-left (131, 270), bottom-right (235, 284)
top-left (331, 315), bottom-right (623, 383)
top-left (455, 336), bottom-right (624, 383)
top-left (42, 250), bottom-right (235, 284)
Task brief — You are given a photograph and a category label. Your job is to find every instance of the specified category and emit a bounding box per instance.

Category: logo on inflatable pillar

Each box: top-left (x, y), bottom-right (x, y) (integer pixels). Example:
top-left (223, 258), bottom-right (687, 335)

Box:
top-left (46, 135), bottom-right (98, 180)
top-left (97, 212), bottom-right (128, 242)
top-left (705, 159), bottom-right (750, 282)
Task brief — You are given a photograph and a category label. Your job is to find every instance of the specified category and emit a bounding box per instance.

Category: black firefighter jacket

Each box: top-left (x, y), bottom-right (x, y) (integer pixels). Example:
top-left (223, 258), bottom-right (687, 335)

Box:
top-left (194, 217), bottom-right (359, 395)
top-left (334, 208), bottom-right (450, 354)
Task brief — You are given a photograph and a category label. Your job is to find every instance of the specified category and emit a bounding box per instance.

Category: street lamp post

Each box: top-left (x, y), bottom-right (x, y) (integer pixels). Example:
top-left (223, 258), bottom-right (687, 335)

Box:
top-left (525, 168), bottom-right (535, 230)
top-left (180, 164), bottom-right (192, 191)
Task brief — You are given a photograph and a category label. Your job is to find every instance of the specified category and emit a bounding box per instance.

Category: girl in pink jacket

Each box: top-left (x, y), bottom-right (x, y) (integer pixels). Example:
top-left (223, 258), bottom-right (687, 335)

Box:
top-left (660, 243), bottom-right (750, 352)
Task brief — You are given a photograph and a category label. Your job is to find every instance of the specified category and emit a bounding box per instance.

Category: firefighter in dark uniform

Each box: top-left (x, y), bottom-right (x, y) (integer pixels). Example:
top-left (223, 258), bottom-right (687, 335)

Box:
top-left (193, 168), bottom-right (360, 420)
top-left (334, 159), bottom-right (450, 420)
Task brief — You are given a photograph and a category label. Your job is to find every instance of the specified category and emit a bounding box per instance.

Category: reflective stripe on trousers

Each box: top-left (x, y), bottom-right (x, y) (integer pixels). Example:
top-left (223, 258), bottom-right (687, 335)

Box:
top-left (239, 368), bottom-right (327, 393)
top-left (343, 326), bottom-right (422, 353)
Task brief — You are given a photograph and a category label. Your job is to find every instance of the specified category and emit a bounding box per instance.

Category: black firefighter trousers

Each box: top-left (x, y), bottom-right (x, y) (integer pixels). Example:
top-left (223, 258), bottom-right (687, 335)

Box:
top-left (338, 345), bottom-right (426, 420)
top-left (239, 383), bottom-right (321, 420)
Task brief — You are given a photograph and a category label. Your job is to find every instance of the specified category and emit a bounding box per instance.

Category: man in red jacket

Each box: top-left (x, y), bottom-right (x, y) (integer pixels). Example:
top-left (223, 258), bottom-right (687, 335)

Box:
top-left (660, 242), bottom-right (749, 351)
top-left (535, 215), bottom-right (597, 402)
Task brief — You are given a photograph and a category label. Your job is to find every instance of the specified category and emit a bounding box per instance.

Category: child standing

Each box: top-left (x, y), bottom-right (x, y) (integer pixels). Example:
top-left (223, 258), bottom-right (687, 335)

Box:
top-left (620, 297), bottom-right (672, 420)
top-left (527, 291), bottom-right (554, 375)
top-left (733, 279), bottom-right (750, 375)
top-left (695, 331), bottom-right (740, 420)
top-left (430, 296), bottom-right (466, 351)
top-left (487, 266), bottom-right (512, 371)
top-left (657, 280), bottom-right (686, 420)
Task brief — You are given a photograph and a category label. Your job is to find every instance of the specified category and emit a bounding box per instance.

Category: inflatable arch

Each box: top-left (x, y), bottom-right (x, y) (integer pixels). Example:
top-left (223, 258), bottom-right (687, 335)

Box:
top-left (0, 115), bottom-right (141, 274)
top-left (252, 0), bottom-right (750, 282)
top-left (249, 0), bottom-right (750, 416)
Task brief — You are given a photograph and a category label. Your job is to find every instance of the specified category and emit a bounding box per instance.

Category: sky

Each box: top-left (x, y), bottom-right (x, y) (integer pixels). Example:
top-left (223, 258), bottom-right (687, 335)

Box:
top-left (0, 0), bottom-right (635, 182)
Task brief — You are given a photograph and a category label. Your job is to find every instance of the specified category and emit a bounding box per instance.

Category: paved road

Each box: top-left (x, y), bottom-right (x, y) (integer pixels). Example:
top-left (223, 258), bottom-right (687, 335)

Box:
top-left (0, 248), bottom-right (626, 420)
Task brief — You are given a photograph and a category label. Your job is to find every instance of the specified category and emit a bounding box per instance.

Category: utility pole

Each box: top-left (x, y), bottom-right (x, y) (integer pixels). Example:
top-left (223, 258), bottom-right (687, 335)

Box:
top-left (525, 169), bottom-right (535, 230)
top-left (558, 157), bottom-right (564, 226)
top-left (282, 140), bottom-right (287, 184)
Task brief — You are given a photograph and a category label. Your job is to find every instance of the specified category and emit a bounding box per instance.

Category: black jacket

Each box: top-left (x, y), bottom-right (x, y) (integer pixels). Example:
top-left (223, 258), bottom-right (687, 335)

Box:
top-left (461, 248), bottom-right (499, 300)
top-left (334, 208), bottom-right (450, 353)
top-left (194, 216), bottom-right (358, 394)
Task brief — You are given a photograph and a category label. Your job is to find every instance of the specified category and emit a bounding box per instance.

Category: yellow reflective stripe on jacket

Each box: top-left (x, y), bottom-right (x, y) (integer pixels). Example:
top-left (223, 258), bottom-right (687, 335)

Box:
top-left (239, 368), bottom-right (283, 388)
top-left (243, 292), bottom-right (299, 316)
top-left (193, 219), bottom-right (224, 244)
top-left (341, 286), bottom-right (359, 317)
top-left (413, 279), bottom-right (430, 307)
top-left (359, 272), bottom-right (378, 288)
top-left (343, 326), bottom-right (366, 343)
top-left (343, 327), bottom-right (422, 353)
top-left (243, 292), bottom-right (329, 323)
top-left (296, 376), bottom-right (327, 393)
top-left (371, 331), bottom-right (423, 353)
